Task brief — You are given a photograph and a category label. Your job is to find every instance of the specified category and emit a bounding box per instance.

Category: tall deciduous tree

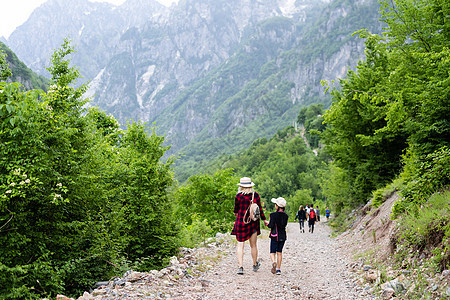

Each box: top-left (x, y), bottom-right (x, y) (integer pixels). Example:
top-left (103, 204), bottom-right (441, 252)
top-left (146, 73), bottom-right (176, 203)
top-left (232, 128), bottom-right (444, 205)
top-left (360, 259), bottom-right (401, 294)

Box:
top-left (0, 40), bottom-right (178, 298)
top-left (321, 0), bottom-right (449, 208)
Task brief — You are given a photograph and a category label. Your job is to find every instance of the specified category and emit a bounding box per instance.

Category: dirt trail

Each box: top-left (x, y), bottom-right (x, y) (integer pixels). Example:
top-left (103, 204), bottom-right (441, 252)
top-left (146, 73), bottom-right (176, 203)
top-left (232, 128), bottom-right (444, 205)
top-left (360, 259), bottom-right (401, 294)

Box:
top-left (75, 221), bottom-right (375, 300)
top-left (192, 222), bottom-right (373, 299)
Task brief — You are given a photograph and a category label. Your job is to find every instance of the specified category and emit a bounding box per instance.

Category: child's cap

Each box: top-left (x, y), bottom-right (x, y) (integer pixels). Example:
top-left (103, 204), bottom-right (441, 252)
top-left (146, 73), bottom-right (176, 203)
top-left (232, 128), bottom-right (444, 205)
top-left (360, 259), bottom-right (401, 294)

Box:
top-left (271, 197), bottom-right (286, 208)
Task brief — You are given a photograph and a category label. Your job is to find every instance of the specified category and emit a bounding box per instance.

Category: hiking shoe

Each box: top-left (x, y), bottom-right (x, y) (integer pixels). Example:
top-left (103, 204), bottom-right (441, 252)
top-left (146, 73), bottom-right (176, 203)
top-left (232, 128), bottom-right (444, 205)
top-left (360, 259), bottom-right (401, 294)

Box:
top-left (252, 261), bottom-right (261, 272)
top-left (271, 262), bottom-right (277, 274)
top-left (276, 269), bottom-right (281, 275)
top-left (237, 267), bottom-right (244, 275)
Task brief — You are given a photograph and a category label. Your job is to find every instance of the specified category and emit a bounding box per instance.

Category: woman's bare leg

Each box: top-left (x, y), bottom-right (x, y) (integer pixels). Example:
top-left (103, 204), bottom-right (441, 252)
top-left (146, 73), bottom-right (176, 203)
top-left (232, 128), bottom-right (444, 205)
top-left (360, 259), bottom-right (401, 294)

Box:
top-left (237, 241), bottom-right (244, 268)
top-left (249, 232), bottom-right (258, 265)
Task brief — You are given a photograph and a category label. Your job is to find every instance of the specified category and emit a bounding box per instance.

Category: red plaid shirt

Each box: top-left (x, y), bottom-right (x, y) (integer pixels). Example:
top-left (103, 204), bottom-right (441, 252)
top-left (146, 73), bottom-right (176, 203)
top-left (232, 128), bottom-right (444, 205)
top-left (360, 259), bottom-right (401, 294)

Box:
top-left (231, 192), bottom-right (266, 242)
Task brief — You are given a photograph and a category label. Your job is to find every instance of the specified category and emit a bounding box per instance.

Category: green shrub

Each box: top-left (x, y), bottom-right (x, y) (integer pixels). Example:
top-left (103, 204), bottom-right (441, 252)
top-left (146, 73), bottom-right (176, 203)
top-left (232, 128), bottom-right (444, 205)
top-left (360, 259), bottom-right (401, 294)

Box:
top-left (393, 147), bottom-right (450, 216)
top-left (394, 190), bottom-right (450, 272)
top-left (179, 214), bottom-right (213, 248)
top-left (370, 179), bottom-right (401, 208)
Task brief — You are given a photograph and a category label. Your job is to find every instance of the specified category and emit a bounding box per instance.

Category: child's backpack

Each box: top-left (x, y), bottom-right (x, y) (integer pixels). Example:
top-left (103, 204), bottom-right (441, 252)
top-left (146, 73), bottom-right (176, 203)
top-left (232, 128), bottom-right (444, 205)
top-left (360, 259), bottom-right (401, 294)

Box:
top-left (244, 193), bottom-right (260, 224)
top-left (309, 209), bottom-right (316, 220)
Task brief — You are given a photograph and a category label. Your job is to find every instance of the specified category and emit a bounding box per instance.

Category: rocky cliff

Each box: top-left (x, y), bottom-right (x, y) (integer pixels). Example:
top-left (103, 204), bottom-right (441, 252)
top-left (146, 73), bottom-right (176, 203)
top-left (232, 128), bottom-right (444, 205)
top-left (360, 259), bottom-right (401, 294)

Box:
top-left (5, 0), bottom-right (382, 170)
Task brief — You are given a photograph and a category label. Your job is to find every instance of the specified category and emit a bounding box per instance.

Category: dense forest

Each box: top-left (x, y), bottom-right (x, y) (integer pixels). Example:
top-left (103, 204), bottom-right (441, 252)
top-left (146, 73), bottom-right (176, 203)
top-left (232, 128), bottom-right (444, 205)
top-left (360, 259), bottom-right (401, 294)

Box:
top-left (0, 0), bottom-right (448, 298)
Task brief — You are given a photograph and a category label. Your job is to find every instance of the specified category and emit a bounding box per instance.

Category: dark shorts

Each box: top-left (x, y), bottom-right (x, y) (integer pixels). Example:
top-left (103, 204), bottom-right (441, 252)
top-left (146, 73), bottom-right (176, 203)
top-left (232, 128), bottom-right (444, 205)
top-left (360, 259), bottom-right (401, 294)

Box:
top-left (270, 239), bottom-right (285, 253)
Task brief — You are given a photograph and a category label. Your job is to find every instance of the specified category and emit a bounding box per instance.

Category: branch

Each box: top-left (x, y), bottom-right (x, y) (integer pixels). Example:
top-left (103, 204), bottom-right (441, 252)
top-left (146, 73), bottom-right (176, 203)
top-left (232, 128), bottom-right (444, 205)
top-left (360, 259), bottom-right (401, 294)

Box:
top-left (389, 0), bottom-right (431, 52)
top-left (345, 89), bottom-right (418, 123)
top-left (0, 208), bottom-right (14, 231)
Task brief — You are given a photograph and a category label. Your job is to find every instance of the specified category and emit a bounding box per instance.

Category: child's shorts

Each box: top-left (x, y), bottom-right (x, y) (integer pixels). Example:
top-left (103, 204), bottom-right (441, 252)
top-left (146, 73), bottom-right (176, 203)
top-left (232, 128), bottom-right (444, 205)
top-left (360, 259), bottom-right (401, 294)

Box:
top-left (270, 239), bottom-right (285, 253)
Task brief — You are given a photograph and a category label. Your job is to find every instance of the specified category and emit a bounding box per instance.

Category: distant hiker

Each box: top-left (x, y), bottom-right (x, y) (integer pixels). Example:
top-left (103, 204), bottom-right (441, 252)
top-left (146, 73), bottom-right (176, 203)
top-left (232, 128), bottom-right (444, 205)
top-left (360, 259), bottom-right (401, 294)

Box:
top-left (294, 205), bottom-right (307, 233)
top-left (308, 207), bottom-right (317, 233)
top-left (315, 205), bottom-right (320, 223)
top-left (306, 204), bottom-right (312, 231)
top-left (231, 177), bottom-right (267, 275)
top-left (267, 197), bottom-right (289, 275)
top-left (325, 207), bottom-right (331, 220)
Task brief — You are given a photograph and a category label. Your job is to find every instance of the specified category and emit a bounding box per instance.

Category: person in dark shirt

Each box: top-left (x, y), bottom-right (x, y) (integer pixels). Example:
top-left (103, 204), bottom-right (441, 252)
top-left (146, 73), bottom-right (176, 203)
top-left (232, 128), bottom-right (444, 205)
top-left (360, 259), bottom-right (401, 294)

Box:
top-left (231, 177), bottom-right (267, 275)
top-left (315, 205), bottom-right (321, 223)
top-left (294, 205), bottom-right (307, 233)
top-left (267, 197), bottom-right (289, 275)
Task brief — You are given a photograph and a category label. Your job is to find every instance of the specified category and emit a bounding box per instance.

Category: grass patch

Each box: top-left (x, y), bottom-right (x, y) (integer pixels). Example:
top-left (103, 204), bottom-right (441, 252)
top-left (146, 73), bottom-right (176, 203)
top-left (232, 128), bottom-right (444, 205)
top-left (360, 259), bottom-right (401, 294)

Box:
top-left (371, 179), bottom-right (402, 208)
top-left (393, 190), bottom-right (450, 272)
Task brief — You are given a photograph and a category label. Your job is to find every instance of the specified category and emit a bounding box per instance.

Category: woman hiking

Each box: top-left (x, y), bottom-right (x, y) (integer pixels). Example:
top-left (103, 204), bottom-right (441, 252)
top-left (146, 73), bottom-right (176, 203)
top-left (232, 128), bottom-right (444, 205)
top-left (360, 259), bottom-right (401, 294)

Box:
top-left (294, 205), bottom-right (307, 233)
top-left (231, 177), bottom-right (268, 275)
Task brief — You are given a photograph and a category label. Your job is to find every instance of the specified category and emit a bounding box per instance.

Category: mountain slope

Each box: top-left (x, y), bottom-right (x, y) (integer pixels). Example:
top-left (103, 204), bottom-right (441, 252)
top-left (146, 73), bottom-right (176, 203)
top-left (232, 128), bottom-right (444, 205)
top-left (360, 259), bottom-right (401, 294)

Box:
top-left (167, 0), bottom-right (382, 175)
top-left (7, 0), bottom-right (167, 80)
top-left (0, 42), bottom-right (48, 90)
top-left (5, 0), bottom-right (383, 179)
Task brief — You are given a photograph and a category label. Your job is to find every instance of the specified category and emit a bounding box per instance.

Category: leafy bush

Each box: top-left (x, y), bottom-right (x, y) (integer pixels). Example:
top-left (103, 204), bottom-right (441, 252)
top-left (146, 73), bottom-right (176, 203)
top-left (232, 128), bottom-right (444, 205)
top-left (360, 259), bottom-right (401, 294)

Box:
top-left (179, 214), bottom-right (213, 248)
top-left (393, 147), bottom-right (450, 216)
top-left (370, 179), bottom-right (401, 208)
top-left (172, 169), bottom-right (238, 234)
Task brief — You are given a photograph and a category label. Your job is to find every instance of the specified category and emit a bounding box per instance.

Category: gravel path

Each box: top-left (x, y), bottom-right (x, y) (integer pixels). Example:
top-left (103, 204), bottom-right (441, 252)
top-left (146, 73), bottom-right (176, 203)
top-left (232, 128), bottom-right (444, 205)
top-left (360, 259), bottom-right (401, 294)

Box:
top-left (192, 222), bottom-right (373, 299)
top-left (75, 221), bottom-right (376, 299)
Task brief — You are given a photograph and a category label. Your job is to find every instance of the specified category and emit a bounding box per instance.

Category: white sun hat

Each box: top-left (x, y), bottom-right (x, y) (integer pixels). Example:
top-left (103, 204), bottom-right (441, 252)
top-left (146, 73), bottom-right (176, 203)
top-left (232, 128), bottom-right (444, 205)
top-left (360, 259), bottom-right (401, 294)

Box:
top-left (237, 177), bottom-right (255, 187)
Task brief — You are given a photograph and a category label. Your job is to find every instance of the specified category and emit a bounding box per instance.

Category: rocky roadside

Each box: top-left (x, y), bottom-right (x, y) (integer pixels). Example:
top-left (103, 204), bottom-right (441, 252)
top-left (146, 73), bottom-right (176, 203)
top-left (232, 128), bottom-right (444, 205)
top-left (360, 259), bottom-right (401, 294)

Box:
top-left (336, 193), bottom-right (450, 299)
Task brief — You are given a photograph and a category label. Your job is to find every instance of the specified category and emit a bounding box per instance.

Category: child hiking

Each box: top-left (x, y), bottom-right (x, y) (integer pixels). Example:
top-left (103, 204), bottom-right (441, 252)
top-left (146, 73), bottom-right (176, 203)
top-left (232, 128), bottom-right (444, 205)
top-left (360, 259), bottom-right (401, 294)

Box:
top-left (267, 197), bottom-right (289, 275)
top-left (294, 205), bottom-right (307, 233)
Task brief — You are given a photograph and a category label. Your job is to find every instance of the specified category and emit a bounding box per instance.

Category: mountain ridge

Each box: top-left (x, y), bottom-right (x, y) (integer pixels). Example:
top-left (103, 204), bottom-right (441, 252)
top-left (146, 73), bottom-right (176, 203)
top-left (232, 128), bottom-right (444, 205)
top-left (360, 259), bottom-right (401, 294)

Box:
top-left (5, 0), bottom-right (382, 177)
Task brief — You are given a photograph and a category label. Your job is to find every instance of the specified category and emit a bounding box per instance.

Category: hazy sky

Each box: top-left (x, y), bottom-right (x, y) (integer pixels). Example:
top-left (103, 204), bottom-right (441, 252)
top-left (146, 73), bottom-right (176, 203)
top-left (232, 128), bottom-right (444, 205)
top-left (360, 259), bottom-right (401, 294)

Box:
top-left (0, 0), bottom-right (178, 39)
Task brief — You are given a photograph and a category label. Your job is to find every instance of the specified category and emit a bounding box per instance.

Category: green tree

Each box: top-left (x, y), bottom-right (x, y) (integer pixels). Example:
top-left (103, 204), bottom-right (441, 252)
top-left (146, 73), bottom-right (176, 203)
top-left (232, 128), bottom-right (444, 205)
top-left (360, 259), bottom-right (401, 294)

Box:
top-left (0, 50), bottom-right (12, 81)
top-left (173, 168), bottom-right (237, 234)
top-left (321, 0), bottom-right (449, 212)
top-left (0, 40), bottom-right (179, 298)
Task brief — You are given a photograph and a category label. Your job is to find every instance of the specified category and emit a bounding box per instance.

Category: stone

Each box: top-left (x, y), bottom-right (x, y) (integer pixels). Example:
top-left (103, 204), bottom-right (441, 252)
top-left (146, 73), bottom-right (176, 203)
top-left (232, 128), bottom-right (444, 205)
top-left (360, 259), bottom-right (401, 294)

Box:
top-left (92, 289), bottom-right (106, 296)
top-left (193, 281), bottom-right (204, 292)
top-left (170, 256), bottom-right (179, 265)
top-left (363, 265), bottom-right (372, 271)
top-left (56, 295), bottom-right (74, 300)
top-left (94, 281), bottom-right (109, 288)
top-left (382, 279), bottom-right (405, 294)
top-left (77, 293), bottom-right (93, 300)
top-left (381, 288), bottom-right (395, 299)
top-left (128, 271), bottom-right (145, 282)
top-left (364, 270), bottom-right (379, 282)
top-left (442, 269), bottom-right (450, 278)
top-left (114, 278), bottom-right (126, 286)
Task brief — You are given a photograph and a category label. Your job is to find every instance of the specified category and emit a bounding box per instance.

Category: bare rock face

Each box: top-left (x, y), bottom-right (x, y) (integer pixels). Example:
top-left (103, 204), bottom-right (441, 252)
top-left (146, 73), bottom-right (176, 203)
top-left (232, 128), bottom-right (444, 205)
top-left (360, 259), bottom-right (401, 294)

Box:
top-left (6, 0), bottom-right (382, 156)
